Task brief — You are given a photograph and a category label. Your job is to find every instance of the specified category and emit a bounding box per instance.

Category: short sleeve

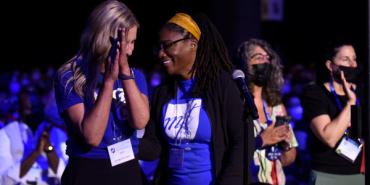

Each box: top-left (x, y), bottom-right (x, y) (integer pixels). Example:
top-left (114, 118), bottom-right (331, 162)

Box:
top-left (54, 71), bottom-right (83, 113)
top-left (133, 68), bottom-right (148, 96)
top-left (301, 84), bottom-right (328, 122)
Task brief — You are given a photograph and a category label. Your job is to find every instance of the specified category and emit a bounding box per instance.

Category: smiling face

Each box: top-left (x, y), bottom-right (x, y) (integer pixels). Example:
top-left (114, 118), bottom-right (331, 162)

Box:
top-left (157, 27), bottom-right (197, 79)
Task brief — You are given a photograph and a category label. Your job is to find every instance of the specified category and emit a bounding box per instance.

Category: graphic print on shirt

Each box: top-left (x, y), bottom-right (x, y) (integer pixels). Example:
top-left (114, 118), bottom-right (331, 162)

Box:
top-left (94, 87), bottom-right (127, 121)
top-left (163, 99), bottom-right (202, 142)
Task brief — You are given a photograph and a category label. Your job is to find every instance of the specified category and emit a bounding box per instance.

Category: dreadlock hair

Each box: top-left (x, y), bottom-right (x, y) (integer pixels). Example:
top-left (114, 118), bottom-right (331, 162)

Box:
top-left (190, 13), bottom-right (233, 95)
top-left (162, 13), bottom-right (232, 96)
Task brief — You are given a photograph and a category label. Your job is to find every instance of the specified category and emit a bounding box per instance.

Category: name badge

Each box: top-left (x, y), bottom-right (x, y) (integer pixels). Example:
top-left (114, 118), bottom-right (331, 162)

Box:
top-left (107, 139), bottom-right (135, 166)
top-left (168, 148), bottom-right (184, 169)
top-left (335, 137), bottom-right (362, 163)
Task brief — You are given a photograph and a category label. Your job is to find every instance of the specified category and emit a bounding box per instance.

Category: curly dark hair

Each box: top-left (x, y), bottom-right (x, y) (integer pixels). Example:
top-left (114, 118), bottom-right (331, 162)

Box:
top-left (237, 38), bottom-right (284, 106)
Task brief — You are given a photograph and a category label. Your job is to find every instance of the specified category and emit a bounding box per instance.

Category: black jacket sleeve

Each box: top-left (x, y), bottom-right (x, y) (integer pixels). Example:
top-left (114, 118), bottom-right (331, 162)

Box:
top-left (216, 75), bottom-right (244, 185)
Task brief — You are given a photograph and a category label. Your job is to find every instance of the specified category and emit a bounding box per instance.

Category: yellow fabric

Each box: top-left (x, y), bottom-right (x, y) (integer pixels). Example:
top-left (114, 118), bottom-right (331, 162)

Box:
top-left (168, 13), bottom-right (201, 41)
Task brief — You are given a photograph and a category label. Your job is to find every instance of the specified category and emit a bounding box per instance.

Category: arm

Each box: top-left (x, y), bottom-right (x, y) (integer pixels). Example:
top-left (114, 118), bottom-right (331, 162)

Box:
top-left (62, 54), bottom-right (119, 147)
top-left (310, 73), bottom-right (356, 148)
top-left (118, 30), bottom-right (149, 129)
top-left (310, 105), bottom-right (352, 148)
top-left (119, 68), bottom-right (149, 129)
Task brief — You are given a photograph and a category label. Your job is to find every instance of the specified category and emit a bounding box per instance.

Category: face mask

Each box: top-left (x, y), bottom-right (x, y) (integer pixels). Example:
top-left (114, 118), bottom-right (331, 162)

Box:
top-left (332, 65), bottom-right (359, 84)
top-left (250, 63), bottom-right (270, 87)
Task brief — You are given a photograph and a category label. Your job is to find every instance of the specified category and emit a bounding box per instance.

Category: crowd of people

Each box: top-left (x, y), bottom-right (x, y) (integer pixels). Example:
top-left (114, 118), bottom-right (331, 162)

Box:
top-left (0, 1), bottom-right (365, 185)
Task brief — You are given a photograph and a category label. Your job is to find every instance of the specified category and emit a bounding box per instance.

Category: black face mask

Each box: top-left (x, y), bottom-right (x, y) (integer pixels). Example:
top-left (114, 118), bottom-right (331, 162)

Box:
top-left (250, 63), bottom-right (271, 87)
top-left (333, 65), bottom-right (360, 84)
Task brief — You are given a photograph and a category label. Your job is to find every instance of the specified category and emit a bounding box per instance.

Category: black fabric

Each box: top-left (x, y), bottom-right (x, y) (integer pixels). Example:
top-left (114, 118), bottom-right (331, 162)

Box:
top-left (61, 158), bottom-right (145, 185)
top-left (301, 84), bottom-right (361, 174)
top-left (145, 70), bottom-right (245, 185)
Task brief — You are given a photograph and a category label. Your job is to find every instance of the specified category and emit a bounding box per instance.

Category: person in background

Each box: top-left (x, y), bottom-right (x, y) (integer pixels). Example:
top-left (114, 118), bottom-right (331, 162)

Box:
top-left (237, 38), bottom-right (297, 185)
top-left (302, 42), bottom-right (365, 185)
top-left (54, 1), bottom-right (150, 184)
top-left (144, 12), bottom-right (245, 185)
top-left (0, 90), bottom-right (67, 185)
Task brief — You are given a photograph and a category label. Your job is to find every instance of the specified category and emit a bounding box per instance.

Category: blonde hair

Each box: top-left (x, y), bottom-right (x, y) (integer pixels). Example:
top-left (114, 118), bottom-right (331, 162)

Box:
top-left (58, 0), bottom-right (139, 98)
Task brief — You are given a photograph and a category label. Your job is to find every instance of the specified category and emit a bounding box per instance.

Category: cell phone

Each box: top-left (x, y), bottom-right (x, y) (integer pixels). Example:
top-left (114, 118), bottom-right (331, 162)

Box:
top-left (275, 115), bottom-right (292, 150)
top-left (108, 28), bottom-right (123, 62)
top-left (275, 115), bottom-right (291, 127)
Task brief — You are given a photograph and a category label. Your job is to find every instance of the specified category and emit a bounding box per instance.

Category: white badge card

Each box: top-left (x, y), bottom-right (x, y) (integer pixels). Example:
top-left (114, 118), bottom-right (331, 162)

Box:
top-left (107, 139), bottom-right (135, 166)
top-left (335, 137), bottom-right (361, 163)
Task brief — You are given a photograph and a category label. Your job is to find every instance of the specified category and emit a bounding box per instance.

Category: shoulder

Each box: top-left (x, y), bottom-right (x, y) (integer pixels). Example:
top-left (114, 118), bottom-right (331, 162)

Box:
top-left (302, 83), bottom-right (324, 96)
top-left (272, 103), bottom-right (286, 116)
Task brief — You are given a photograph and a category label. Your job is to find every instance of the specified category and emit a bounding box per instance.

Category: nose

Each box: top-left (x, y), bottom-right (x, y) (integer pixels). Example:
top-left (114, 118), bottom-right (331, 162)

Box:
top-left (157, 47), bottom-right (167, 58)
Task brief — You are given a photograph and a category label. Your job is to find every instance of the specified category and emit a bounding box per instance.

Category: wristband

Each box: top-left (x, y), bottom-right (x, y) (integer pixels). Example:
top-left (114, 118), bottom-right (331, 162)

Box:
top-left (119, 68), bottom-right (135, 80)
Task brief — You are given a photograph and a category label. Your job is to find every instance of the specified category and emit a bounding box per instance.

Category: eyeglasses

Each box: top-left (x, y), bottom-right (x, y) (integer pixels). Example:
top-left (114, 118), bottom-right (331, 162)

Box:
top-left (153, 37), bottom-right (190, 54)
top-left (250, 53), bottom-right (271, 61)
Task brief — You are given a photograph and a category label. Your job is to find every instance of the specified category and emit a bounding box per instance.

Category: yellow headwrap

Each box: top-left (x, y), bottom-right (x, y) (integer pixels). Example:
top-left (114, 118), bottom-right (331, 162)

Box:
top-left (168, 13), bottom-right (201, 41)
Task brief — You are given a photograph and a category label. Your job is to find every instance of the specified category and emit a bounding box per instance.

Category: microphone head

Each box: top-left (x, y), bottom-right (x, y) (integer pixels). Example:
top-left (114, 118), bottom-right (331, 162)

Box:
top-left (232, 69), bottom-right (245, 79)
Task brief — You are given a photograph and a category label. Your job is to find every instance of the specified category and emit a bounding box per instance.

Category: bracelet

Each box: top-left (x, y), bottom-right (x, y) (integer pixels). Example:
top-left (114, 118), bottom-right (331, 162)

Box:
top-left (119, 68), bottom-right (135, 80)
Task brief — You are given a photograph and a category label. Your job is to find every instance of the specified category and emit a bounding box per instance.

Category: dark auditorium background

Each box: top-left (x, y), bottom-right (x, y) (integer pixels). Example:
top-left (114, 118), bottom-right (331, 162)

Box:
top-left (1, 0), bottom-right (369, 183)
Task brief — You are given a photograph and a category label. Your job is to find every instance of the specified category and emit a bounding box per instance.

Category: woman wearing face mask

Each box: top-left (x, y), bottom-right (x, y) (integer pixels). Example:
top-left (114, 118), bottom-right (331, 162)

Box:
top-left (237, 38), bottom-right (297, 185)
top-left (302, 42), bottom-right (365, 185)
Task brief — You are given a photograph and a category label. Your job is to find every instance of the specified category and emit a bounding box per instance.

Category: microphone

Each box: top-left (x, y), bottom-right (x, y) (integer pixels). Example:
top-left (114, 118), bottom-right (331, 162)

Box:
top-left (232, 69), bottom-right (259, 119)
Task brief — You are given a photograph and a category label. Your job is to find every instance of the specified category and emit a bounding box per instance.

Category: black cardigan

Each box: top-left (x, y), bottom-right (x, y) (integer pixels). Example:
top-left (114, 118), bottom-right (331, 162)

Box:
top-left (139, 71), bottom-right (245, 185)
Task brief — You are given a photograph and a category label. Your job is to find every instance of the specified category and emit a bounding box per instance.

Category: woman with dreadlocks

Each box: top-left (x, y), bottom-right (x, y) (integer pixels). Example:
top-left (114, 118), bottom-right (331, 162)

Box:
top-left (146, 12), bottom-right (244, 185)
top-left (237, 38), bottom-right (297, 185)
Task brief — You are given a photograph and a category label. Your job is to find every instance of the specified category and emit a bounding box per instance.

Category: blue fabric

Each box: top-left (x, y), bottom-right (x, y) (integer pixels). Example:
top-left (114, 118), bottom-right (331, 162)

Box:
top-left (161, 79), bottom-right (213, 185)
top-left (55, 68), bottom-right (147, 158)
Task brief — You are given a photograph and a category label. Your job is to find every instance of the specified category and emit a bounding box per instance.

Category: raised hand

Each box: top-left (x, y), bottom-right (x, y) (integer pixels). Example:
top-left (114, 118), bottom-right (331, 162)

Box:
top-left (340, 71), bottom-right (356, 105)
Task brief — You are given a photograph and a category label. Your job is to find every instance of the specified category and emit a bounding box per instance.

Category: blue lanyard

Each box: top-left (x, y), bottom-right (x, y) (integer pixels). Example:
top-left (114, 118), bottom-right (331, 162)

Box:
top-left (262, 100), bottom-right (282, 161)
top-left (262, 100), bottom-right (273, 125)
top-left (328, 81), bottom-right (360, 136)
top-left (328, 81), bottom-right (359, 109)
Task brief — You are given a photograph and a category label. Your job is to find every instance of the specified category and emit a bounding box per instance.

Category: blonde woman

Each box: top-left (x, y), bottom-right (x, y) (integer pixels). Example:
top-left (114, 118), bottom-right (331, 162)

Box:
top-left (54, 1), bottom-right (149, 184)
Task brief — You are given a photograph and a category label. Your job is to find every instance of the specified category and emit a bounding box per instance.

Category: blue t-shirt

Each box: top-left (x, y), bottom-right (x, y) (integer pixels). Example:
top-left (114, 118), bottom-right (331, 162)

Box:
top-left (55, 68), bottom-right (148, 159)
top-left (162, 79), bottom-right (213, 185)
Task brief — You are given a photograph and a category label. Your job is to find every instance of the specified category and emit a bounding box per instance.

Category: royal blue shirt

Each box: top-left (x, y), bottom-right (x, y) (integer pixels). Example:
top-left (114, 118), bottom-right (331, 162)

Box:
top-left (162, 79), bottom-right (213, 185)
top-left (55, 68), bottom-right (147, 159)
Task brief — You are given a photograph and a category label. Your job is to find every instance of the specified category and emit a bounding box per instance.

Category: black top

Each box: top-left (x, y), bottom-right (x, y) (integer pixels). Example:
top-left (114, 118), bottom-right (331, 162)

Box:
top-left (140, 70), bottom-right (245, 185)
top-left (302, 83), bottom-right (361, 174)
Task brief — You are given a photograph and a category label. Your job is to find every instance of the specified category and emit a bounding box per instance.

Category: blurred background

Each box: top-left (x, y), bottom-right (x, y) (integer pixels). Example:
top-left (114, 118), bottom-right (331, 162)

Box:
top-left (0, 0), bottom-right (368, 184)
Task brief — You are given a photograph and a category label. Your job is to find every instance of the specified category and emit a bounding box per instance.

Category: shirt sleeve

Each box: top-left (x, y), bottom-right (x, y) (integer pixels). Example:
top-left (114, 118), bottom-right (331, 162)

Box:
top-left (54, 72), bottom-right (83, 113)
top-left (133, 68), bottom-right (148, 96)
top-left (301, 84), bottom-right (328, 123)
top-left (0, 129), bottom-right (22, 183)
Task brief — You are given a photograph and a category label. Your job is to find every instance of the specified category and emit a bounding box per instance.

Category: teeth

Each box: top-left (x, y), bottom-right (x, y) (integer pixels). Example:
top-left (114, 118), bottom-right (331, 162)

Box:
top-left (163, 60), bottom-right (171, 64)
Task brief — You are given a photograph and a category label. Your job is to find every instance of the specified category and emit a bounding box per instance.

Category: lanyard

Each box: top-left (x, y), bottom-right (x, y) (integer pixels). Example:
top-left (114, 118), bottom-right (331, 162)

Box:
top-left (261, 100), bottom-right (282, 161)
top-left (328, 81), bottom-right (359, 135)
top-left (262, 100), bottom-right (273, 125)
top-left (328, 81), bottom-right (359, 109)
